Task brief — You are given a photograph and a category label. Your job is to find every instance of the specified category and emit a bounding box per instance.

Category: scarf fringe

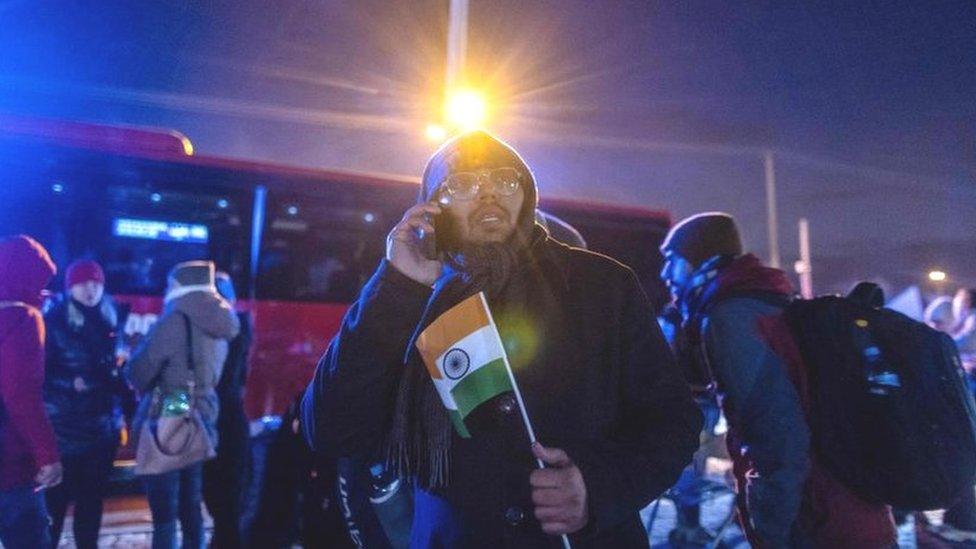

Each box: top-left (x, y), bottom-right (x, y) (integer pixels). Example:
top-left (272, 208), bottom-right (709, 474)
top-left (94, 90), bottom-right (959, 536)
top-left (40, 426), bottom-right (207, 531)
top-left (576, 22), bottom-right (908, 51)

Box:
top-left (387, 226), bottom-right (554, 490)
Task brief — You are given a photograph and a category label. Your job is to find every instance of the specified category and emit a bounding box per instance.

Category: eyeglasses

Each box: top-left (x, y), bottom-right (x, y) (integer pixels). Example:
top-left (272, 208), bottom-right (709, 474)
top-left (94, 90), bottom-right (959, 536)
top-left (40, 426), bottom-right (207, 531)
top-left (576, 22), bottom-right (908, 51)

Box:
top-left (439, 167), bottom-right (522, 201)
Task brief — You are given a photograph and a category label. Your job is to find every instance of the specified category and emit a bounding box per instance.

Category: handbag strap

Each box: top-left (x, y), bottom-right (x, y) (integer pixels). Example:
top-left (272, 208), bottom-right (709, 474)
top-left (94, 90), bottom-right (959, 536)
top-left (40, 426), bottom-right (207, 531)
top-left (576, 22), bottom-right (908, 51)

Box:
top-left (149, 311), bottom-right (196, 394)
top-left (147, 312), bottom-right (201, 457)
top-left (150, 414), bottom-right (200, 457)
top-left (180, 312), bottom-right (195, 374)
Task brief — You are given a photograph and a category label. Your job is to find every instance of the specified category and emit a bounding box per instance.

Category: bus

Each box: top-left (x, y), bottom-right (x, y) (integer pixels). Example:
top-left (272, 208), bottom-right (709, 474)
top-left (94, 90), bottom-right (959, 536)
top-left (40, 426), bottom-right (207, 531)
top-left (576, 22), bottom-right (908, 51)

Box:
top-left (0, 113), bottom-right (672, 425)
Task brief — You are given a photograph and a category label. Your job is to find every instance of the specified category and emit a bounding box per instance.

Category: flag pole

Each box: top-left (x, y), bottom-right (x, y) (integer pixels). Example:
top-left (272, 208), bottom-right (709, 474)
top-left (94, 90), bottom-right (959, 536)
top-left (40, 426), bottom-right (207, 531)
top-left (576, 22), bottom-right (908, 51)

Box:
top-left (478, 293), bottom-right (573, 549)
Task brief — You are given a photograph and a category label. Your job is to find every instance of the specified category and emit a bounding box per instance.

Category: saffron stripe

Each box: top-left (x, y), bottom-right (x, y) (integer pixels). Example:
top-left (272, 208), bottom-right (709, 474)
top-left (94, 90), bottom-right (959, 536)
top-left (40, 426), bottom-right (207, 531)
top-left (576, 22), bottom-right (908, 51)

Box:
top-left (416, 293), bottom-right (491, 373)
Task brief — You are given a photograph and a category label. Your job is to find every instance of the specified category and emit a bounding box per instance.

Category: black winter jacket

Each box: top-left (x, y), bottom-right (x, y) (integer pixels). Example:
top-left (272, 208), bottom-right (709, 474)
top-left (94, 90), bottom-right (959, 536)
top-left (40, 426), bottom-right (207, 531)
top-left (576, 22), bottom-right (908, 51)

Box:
top-left (306, 235), bottom-right (702, 548)
top-left (43, 296), bottom-right (132, 455)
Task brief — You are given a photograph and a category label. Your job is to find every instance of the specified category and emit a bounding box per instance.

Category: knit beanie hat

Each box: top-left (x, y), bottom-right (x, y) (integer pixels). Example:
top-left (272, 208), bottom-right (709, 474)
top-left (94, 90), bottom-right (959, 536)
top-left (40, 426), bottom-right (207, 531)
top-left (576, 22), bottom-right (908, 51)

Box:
top-left (661, 212), bottom-right (744, 268)
top-left (168, 260), bottom-right (215, 288)
top-left (419, 130), bottom-right (539, 242)
top-left (65, 260), bottom-right (105, 290)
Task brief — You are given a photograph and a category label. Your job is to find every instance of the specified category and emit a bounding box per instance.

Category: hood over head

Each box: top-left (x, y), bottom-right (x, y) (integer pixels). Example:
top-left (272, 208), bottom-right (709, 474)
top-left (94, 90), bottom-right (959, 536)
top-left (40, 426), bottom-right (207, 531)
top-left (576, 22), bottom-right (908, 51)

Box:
top-left (168, 260), bottom-right (215, 288)
top-left (0, 235), bottom-right (57, 306)
top-left (165, 291), bottom-right (239, 340)
top-left (420, 130), bottom-right (539, 242)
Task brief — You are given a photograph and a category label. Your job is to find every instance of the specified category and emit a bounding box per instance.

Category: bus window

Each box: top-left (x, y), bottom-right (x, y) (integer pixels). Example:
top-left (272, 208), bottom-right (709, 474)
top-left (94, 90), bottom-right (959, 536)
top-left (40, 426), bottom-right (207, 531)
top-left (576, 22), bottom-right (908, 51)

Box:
top-left (0, 146), bottom-right (251, 299)
top-left (95, 180), bottom-right (251, 297)
top-left (256, 183), bottom-right (413, 303)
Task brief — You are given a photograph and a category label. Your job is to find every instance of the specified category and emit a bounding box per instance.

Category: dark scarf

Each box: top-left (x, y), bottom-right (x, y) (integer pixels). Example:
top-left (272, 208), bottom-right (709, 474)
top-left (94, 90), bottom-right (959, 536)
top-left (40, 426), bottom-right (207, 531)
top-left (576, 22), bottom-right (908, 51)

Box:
top-left (388, 226), bottom-right (558, 488)
top-left (681, 253), bottom-right (795, 338)
top-left (68, 297), bottom-right (115, 336)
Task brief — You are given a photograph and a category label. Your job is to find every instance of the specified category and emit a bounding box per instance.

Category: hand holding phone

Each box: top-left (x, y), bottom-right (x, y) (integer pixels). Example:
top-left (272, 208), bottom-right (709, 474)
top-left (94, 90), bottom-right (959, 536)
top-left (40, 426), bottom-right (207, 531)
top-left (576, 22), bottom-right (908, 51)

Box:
top-left (386, 201), bottom-right (445, 286)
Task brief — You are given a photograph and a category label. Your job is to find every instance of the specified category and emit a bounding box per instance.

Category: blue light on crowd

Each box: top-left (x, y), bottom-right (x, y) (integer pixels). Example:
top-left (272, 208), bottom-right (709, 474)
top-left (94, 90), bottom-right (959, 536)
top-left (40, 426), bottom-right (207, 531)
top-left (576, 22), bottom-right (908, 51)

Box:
top-left (150, 192), bottom-right (162, 203)
top-left (113, 217), bottom-right (209, 244)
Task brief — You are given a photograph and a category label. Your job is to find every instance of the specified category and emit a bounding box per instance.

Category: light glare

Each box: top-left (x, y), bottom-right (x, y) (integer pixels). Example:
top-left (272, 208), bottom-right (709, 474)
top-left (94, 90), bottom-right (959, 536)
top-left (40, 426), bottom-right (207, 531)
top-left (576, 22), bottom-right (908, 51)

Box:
top-left (445, 89), bottom-right (487, 131)
top-left (426, 124), bottom-right (448, 141)
top-left (928, 270), bottom-right (947, 282)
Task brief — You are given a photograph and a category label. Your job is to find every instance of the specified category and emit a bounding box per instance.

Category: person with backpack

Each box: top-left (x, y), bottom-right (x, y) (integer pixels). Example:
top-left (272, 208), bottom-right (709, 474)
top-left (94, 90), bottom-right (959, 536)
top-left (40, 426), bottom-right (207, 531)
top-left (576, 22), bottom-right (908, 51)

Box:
top-left (126, 261), bottom-right (240, 549)
top-left (660, 212), bottom-right (896, 548)
top-left (42, 259), bottom-right (135, 549)
top-left (0, 235), bottom-right (63, 549)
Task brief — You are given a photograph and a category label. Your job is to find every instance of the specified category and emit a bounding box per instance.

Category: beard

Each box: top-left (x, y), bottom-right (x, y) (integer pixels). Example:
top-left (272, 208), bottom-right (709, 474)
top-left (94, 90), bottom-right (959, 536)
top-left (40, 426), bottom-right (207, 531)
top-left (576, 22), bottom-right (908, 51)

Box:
top-left (448, 236), bottom-right (523, 300)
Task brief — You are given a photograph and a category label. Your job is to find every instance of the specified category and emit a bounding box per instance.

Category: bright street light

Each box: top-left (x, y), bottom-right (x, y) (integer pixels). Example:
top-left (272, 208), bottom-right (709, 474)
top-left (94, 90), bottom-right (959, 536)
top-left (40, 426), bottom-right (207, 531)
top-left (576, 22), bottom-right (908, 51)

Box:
top-left (425, 123), bottom-right (448, 142)
top-left (928, 270), bottom-right (947, 282)
top-left (445, 89), bottom-right (487, 131)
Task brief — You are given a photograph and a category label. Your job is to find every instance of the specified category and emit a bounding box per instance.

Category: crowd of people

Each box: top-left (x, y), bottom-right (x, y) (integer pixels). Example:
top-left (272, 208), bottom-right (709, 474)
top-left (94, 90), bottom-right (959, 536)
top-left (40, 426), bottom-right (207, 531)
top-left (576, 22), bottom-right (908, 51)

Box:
top-left (0, 248), bottom-right (252, 549)
top-left (0, 129), bottom-right (975, 549)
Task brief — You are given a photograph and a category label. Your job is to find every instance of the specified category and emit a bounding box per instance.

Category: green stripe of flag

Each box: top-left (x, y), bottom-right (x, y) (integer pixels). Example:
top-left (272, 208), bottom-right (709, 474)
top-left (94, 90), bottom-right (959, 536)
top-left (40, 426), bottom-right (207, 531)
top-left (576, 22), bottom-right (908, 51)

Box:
top-left (451, 358), bottom-right (514, 420)
top-left (448, 409), bottom-right (472, 439)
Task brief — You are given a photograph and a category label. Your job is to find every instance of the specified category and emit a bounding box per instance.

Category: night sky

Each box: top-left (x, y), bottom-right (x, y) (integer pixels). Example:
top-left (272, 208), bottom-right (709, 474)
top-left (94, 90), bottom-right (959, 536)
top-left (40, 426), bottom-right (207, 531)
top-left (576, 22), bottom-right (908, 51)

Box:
top-left (2, 1), bottom-right (974, 294)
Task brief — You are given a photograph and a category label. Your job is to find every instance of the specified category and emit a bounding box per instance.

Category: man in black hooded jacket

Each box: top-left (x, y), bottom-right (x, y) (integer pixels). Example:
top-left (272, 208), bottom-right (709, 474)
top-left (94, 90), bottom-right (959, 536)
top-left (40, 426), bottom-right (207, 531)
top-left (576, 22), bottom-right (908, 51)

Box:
top-left (303, 131), bottom-right (701, 548)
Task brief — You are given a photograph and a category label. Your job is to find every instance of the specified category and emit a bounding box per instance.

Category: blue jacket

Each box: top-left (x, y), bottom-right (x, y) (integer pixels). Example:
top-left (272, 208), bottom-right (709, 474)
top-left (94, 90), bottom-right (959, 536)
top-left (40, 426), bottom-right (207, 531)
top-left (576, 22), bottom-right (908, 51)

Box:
top-left (701, 296), bottom-right (811, 548)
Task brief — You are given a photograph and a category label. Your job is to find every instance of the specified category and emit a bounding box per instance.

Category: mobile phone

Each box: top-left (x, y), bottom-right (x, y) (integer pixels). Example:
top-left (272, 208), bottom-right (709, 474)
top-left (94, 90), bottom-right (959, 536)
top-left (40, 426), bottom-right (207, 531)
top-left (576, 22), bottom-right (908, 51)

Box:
top-left (421, 211), bottom-right (443, 260)
top-left (421, 195), bottom-right (450, 260)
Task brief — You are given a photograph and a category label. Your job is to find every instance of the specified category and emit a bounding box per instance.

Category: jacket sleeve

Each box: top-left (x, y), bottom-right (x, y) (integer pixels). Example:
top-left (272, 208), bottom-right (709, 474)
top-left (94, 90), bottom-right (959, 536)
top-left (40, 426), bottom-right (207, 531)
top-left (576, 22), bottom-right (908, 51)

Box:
top-left (703, 298), bottom-right (811, 547)
top-left (568, 270), bottom-right (703, 536)
top-left (0, 310), bottom-right (60, 468)
top-left (303, 260), bottom-right (433, 458)
top-left (125, 312), bottom-right (180, 392)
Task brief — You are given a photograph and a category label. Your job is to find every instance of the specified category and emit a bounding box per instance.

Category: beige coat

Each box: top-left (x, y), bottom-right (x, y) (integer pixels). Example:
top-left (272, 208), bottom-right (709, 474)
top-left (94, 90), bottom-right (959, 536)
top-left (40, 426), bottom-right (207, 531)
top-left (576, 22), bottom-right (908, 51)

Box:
top-left (126, 291), bottom-right (240, 444)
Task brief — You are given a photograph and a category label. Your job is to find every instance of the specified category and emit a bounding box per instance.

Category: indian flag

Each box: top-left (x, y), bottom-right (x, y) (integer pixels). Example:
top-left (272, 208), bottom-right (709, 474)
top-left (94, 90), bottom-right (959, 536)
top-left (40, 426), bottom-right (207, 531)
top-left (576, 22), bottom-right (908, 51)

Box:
top-left (416, 292), bottom-right (515, 438)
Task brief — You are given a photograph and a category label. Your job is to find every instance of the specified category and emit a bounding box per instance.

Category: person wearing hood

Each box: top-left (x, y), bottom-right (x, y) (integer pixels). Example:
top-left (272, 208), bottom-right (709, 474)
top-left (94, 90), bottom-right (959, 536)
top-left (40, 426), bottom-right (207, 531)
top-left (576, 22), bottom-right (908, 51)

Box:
top-left (126, 260), bottom-right (240, 549)
top-left (304, 131), bottom-right (701, 548)
top-left (43, 259), bottom-right (135, 548)
top-left (660, 212), bottom-right (895, 548)
top-left (0, 235), bottom-right (63, 549)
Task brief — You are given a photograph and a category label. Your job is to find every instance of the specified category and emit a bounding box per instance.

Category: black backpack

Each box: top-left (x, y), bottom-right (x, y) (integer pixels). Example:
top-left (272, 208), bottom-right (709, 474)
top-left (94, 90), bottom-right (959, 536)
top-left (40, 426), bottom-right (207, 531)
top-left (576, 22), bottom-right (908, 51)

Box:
top-left (783, 282), bottom-right (976, 510)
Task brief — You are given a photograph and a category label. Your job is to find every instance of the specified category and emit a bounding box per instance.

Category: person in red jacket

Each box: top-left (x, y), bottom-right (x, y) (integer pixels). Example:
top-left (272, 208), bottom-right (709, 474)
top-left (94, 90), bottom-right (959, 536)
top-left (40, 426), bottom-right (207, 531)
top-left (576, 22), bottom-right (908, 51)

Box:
top-left (660, 213), bottom-right (895, 548)
top-left (0, 235), bottom-right (64, 549)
